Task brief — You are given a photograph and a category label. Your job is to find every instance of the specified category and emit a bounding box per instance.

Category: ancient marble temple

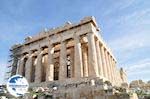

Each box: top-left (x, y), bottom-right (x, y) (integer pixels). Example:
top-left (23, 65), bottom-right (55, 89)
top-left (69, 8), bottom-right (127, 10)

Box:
top-left (10, 17), bottom-right (128, 99)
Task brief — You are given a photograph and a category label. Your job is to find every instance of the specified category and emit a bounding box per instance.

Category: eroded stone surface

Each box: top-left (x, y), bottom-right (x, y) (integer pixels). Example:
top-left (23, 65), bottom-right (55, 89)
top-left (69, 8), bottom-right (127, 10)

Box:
top-left (10, 16), bottom-right (130, 99)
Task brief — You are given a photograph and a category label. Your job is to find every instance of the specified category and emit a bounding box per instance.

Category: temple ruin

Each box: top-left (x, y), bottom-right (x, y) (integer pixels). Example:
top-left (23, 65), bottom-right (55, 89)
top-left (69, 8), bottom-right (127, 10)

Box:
top-left (8, 16), bottom-right (130, 99)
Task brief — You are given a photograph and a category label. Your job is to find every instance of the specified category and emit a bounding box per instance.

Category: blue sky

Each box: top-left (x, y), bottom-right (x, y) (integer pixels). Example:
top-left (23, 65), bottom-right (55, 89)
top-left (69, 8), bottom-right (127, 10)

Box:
top-left (0, 0), bottom-right (150, 84)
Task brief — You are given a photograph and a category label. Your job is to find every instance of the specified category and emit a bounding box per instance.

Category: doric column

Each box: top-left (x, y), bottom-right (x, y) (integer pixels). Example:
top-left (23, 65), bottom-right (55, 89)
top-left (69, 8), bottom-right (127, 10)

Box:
top-left (18, 55), bottom-right (25, 75)
top-left (70, 47), bottom-right (74, 78)
top-left (25, 51), bottom-right (33, 82)
top-left (59, 41), bottom-right (67, 80)
top-left (42, 54), bottom-right (48, 82)
top-left (100, 46), bottom-right (107, 78)
top-left (108, 55), bottom-right (114, 84)
top-left (87, 33), bottom-right (99, 77)
top-left (113, 60), bottom-right (117, 85)
top-left (95, 39), bottom-right (103, 77)
top-left (35, 48), bottom-right (43, 83)
top-left (105, 52), bottom-right (111, 81)
top-left (74, 35), bottom-right (83, 78)
top-left (82, 44), bottom-right (88, 77)
top-left (46, 44), bottom-right (54, 81)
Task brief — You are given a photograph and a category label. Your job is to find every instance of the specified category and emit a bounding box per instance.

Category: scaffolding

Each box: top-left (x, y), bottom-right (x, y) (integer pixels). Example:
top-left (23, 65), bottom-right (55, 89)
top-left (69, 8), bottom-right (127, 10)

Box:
top-left (5, 44), bottom-right (22, 81)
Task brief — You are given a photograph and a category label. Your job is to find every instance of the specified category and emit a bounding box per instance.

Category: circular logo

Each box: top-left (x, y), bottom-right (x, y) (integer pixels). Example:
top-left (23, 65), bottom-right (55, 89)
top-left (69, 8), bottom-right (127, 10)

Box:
top-left (6, 75), bottom-right (29, 97)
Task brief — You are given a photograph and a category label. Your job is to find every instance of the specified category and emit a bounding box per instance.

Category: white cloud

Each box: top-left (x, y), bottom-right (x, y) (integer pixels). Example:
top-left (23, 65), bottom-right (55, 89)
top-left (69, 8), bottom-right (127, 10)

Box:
top-left (118, 0), bottom-right (136, 10)
top-left (106, 7), bottom-right (150, 82)
top-left (109, 32), bottom-right (150, 53)
top-left (107, 8), bottom-right (150, 53)
top-left (126, 58), bottom-right (150, 72)
top-left (116, 8), bottom-right (150, 25)
top-left (125, 58), bottom-right (150, 82)
top-left (103, 0), bottom-right (136, 16)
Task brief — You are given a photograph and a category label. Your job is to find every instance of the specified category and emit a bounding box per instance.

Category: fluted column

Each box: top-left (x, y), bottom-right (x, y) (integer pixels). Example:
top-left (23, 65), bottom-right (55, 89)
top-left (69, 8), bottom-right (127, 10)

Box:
top-left (59, 41), bottom-right (67, 80)
top-left (46, 44), bottom-right (54, 81)
top-left (113, 60), bottom-right (117, 85)
top-left (108, 55), bottom-right (114, 84)
top-left (25, 51), bottom-right (33, 82)
top-left (87, 33), bottom-right (99, 77)
top-left (35, 48), bottom-right (43, 83)
top-left (70, 47), bottom-right (74, 78)
top-left (95, 39), bottom-right (103, 77)
top-left (99, 44), bottom-right (104, 78)
top-left (100, 46), bottom-right (107, 78)
top-left (105, 51), bottom-right (111, 81)
top-left (18, 56), bottom-right (25, 75)
top-left (74, 35), bottom-right (83, 78)
top-left (82, 44), bottom-right (88, 77)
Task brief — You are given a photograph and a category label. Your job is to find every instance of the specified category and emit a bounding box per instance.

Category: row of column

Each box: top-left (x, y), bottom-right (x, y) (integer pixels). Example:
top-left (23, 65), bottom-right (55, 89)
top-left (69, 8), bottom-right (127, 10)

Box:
top-left (88, 33), bottom-right (117, 83)
top-left (56, 32), bottom-right (118, 84)
top-left (18, 32), bottom-right (118, 84)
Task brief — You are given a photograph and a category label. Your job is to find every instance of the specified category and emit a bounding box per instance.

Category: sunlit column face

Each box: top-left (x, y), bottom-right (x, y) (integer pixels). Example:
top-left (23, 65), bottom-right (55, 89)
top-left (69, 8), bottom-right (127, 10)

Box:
top-left (74, 35), bottom-right (83, 78)
top-left (87, 33), bottom-right (99, 77)
top-left (34, 58), bottom-right (37, 65)
top-left (46, 43), bottom-right (54, 81)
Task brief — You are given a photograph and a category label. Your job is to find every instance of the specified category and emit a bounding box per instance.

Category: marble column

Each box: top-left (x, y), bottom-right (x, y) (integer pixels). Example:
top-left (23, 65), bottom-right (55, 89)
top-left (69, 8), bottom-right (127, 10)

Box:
top-left (74, 35), bottom-right (83, 78)
top-left (87, 33), bottom-right (99, 77)
top-left (35, 48), bottom-right (43, 83)
top-left (95, 39), bottom-right (103, 77)
top-left (18, 56), bottom-right (24, 75)
top-left (109, 55), bottom-right (114, 84)
top-left (59, 41), bottom-right (67, 80)
top-left (42, 54), bottom-right (48, 82)
top-left (25, 51), bottom-right (33, 82)
top-left (113, 60), bottom-right (117, 85)
top-left (82, 44), bottom-right (88, 77)
top-left (105, 52), bottom-right (111, 81)
top-left (99, 44), bottom-right (104, 78)
top-left (46, 44), bottom-right (54, 81)
top-left (70, 47), bottom-right (74, 78)
top-left (100, 46), bottom-right (108, 78)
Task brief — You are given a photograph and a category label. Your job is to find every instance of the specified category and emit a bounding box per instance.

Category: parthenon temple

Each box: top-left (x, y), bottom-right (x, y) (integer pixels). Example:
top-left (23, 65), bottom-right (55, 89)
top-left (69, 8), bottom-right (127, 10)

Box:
top-left (9, 16), bottom-right (129, 99)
